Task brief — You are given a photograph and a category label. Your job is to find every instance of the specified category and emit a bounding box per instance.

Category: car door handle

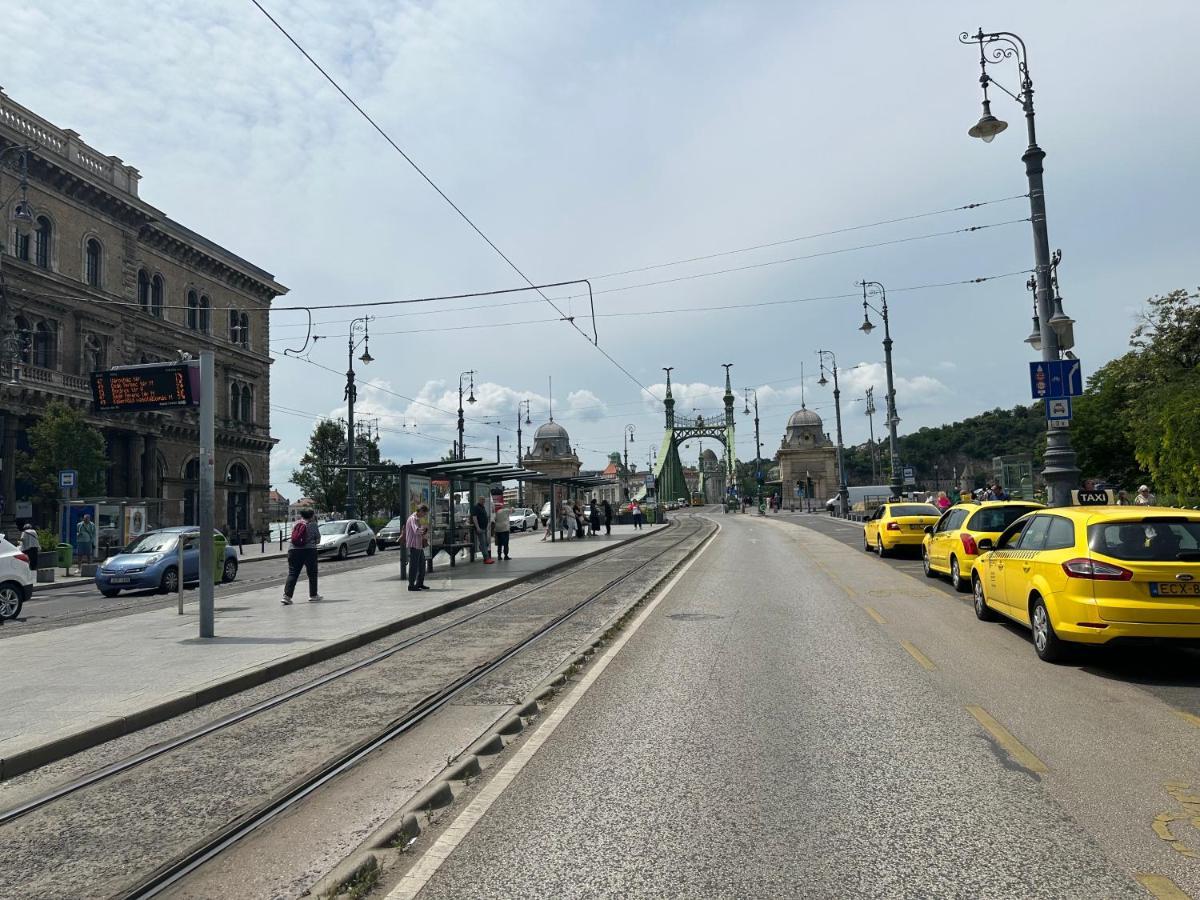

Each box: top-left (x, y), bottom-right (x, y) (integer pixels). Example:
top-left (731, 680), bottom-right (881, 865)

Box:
top-left (1022, 565), bottom-right (1031, 572)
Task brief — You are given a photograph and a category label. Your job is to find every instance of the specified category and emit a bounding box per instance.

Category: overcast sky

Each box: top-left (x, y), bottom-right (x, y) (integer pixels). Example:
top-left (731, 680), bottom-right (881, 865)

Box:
top-left (9, 1), bottom-right (1199, 497)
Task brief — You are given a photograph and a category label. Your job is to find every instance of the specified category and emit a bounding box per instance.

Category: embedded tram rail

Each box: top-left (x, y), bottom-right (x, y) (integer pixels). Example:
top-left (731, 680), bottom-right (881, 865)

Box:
top-left (0, 517), bottom-right (713, 900)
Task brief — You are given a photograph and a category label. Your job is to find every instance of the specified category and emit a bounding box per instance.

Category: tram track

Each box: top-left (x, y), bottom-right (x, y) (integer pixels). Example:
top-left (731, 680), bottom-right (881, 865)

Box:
top-left (0, 519), bottom-right (712, 900)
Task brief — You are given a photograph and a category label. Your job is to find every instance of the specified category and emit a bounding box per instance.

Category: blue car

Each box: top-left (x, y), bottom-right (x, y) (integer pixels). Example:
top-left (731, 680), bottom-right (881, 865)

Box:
top-left (95, 527), bottom-right (239, 597)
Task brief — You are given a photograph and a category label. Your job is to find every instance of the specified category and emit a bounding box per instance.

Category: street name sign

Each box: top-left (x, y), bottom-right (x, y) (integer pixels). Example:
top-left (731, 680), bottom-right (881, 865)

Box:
top-left (91, 364), bottom-right (197, 412)
top-left (1029, 359), bottom-right (1083, 400)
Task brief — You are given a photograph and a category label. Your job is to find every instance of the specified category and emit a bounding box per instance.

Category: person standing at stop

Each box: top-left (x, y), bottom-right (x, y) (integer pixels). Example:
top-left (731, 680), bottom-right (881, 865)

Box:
top-left (282, 508), bottom-right (322, 605)
top-left (405, 503), bottom-right (429, 591)
top-left (472, 497), bottom-right (493, 563)
top-left (493, 503), bottom-right (512, 560)
top-left (19, 523), bottom-right (40, 572)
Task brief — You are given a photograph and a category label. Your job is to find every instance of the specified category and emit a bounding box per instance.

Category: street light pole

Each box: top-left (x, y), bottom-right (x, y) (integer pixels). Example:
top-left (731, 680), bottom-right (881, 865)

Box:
top-left (864, 387), bottom-right (879, 483)
top-left (743, 388), bottom-right (762, 514)
top-left (817, 350), bottom-right (850, 517)
top-left (457, 370), bottom-right (476, 461)
top-left (960, 28), bottom-right (1079, 506)
top-left (623, 424), bottom-right (635, 499)
top-left (517, 399), bottom-right (531, 505)
top-left (858, 280), bottom-right (902, 500)
top-left (344, 316), bottom-right (373, 520)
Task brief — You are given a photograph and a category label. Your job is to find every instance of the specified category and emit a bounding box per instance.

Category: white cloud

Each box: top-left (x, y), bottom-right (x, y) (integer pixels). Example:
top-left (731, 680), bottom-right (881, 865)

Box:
top-left (567, 389), bottom-right (607, 421)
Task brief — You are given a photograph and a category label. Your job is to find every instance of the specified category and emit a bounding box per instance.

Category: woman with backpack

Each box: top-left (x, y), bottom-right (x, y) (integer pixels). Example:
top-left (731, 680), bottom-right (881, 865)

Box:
top-left (282, 508), bottom-right (322, 605)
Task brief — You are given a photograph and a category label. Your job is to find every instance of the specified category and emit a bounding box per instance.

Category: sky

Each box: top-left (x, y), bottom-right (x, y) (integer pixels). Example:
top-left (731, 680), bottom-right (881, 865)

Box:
top-left (8, 0), bottom-right (1199, 497)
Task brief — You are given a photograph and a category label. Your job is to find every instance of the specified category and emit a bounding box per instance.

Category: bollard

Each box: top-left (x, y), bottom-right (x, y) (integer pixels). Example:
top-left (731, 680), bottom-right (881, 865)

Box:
top-left (177, 536), bottom-right (185, 615)
top-left (238, 538), bottom-right (244, 556)
top-left (261, 537), bottom-right (266, 553)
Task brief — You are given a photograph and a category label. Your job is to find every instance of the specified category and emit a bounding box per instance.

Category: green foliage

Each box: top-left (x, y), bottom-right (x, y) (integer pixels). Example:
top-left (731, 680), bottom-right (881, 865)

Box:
top-left (290, 418), bottom-right (348, 515)
top-left (1071, 353), bottom-right (1146, 488)
top-left (18, 401), bottom-right (107, 518)
top-left (36, 529), bottom-right (57, 553)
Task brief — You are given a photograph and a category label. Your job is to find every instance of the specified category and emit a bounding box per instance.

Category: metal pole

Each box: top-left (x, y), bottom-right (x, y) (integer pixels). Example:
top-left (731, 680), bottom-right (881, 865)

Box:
top-left (345, 341), bottom-right (356, 521)
top-left (176, 535), bottom-right (185, 615)
top-left (865, 387), bottom-right (878, 484)
top-left (881, 302), bottom-right (902, 501)
top-left (832, 365), bottom-right (848, 516)
top-left (516, 406), bottom-right (523, 506)
top-left (753, 392), bottom-right (763, 515)
top-left (198, 351), bottom-right (215, 638)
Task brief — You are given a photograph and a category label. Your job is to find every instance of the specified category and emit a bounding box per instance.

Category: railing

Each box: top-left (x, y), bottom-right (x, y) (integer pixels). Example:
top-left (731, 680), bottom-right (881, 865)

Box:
top-left (18, 365), bottom-right (91, 394)
top-left (0, 89), bottom-right (140, 196)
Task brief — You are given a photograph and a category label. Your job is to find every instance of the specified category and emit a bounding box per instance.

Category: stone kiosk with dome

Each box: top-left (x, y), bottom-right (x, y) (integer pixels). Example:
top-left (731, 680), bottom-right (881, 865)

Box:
top-left (775, 404), bottom-right (838, 510)
top-left (522, 417), bottom-right (581, 513)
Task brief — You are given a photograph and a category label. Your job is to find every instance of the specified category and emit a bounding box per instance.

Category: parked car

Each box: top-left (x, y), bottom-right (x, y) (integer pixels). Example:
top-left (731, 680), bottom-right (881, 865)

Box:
top-left (376, 515), bottom-right (406, 550)
top-left (508, 507), bottom-right (539, 531)
top-left (0, 536), bottom-right (34, 620)
top-left (94, 527), bottom-right (239, 597)
top-left (317, 519), bottom-right (377, 560)
top-left (922, 501), bottom-right (1045, 592)
top-left (862, 502), bottom-right (941, 557)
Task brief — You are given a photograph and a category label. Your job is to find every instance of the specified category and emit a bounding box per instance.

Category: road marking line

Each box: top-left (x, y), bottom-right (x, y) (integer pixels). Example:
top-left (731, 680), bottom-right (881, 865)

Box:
top-left (385, 520), bottom-right (721, 899)
top-left (864, 606), bottom-right (886, 625)
top-left (899, 640), bottom-right (936, 670)
top-left (1136, 873), bottom-right (1193, 899)
top-left (1173, 710), bottom-right (1200, 729)
top-left (965, 705), bottom-right (1048, 775)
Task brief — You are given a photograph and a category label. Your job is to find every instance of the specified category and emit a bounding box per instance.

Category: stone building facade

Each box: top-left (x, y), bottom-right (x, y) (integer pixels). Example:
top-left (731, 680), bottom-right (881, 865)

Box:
top-left (774, 406), bottom-right (838, 509)
top-left (0, 89), bottom-right (287, 538)
top-left (521, 419), bottom-right (580, 512)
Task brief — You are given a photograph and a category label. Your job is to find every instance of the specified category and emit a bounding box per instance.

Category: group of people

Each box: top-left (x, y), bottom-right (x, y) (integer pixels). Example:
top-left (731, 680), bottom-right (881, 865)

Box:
top-left (543, 497), bottom-right (616, 541)
top-left (18, 514), bottom-right (97, 573)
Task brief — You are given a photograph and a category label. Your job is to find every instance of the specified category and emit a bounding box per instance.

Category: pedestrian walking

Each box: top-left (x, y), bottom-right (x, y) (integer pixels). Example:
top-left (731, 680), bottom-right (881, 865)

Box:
top-left (282, 508), bottom-right (322, 605)
top-left (935, 491), bottom-right (951, 511)
top-left (76, 514), bottom-right (97, 565)
top-left (602, 499), bottom-right (613, 535)
top-left (19, 523), bottom-right (40, 572)
top-left (1135, 484), bottom-right (1156, 506)
top-left (471, 497), bottom-right (493, 563)
top-left (631, 499), bottom-right (643, 530)
top-left (405, 504), bottom-right (430, 591)
top-left (494, 503), bottom-right (512, 560)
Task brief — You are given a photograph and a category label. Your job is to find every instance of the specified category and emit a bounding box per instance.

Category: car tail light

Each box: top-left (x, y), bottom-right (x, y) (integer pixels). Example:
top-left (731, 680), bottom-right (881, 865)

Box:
top-left (960, 533), bottom-right (979, 555)
top-left (1062, 558), bottom-right (1134, 581)
top-left (886, 522), bottom-right (900, 531)
top-left (14, 552), bottom-right (29, 565)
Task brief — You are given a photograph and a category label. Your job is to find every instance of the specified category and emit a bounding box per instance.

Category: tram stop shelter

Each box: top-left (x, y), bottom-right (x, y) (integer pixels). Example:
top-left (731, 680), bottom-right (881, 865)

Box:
top-left (525, 474), bottom-right (621, 541)
top-left (395, 458), bottom-right (542, 579)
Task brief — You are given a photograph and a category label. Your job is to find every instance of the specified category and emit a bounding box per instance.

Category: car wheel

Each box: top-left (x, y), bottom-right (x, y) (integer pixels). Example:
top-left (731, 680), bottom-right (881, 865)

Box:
top-left (863, 531), bottom-right (872, 552)
top-left (1030, 594), bottom-right (1067, 662)
top-left (950, 556), bottom-right (970, 593)
top-left (160, 566), bottom-right (180, 594)
top-left (100, 588), bottom-right (121, 598)
top-left (972, 575), bottom-right (996, 621)
top-left (337, 543), bottom-right (349, 561)
top-left (367, 540), bottom-right (377, 557)
top-left (222, 558), bottom-right (238, 583)
top-left (0, 582), bottom-right (24, 620)
top-left (922, 548), bottom-right (938, 577)
top-left (875, 536), bottom-right (887, 558)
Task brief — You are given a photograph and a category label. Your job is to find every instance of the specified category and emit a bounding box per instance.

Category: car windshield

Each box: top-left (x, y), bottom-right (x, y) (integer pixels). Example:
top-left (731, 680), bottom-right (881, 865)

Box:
top-left (1088, 519), bottom-right (1200, 561)
top-left (323, 522), bottom-right (349, 534)
top-left (386, 517), bottom-right (404, 528)
top-left (968, 505), bottom-right (1042, 533)
top-left (125, 532), bottom-right (180, 554)
top-left (889, 504), bottom-right (939, 517)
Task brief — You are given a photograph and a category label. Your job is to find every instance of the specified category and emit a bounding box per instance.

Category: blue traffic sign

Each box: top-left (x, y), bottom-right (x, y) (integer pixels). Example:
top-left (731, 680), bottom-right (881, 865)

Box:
top-left (1029, 359), bottom-right (1083, 399)
top-left (1045, 397), bottom-right (1072, 421)
top-left (59, 469), bottom-right (78, 489)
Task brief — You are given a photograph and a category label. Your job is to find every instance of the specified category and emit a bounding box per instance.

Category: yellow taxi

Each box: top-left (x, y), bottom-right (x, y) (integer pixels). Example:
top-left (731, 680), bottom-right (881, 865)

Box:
top-left (922, 500), bottom-right (1045, 592)
top-left (863, 502), bottom-right (941, 557)
top-left (970, 507), bottom-right (1200, 662)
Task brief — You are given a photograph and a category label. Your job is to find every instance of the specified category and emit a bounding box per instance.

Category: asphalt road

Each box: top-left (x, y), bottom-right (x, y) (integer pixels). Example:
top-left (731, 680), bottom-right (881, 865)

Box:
top-left (393, 511), bottom-right (1197, 898)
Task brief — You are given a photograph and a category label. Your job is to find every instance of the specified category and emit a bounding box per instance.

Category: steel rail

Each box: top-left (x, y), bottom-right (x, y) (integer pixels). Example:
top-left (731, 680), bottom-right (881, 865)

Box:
top-left (0, 520), bottom-right (700, 828)
top-left (119, 518), bottom-right (710, 899)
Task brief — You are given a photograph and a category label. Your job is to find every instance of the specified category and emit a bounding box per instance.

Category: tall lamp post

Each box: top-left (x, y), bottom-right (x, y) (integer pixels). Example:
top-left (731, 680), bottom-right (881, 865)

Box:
top-left (817, 350), bottom-right (850, 516)
top-left (960, 27), bottom-right (1078, 506)
top-left (343, 316), bottom-right (373, 520)
top-left (516, 399), bottom-right (531, 505)
top-left (743, 388), bottom-right (763, 514)
top-left (623, 424), bottom-right (635, 499)
top-left (857, 280), bottom-right (902, 500)
top-left (456, 370), bottom-right (476, 460)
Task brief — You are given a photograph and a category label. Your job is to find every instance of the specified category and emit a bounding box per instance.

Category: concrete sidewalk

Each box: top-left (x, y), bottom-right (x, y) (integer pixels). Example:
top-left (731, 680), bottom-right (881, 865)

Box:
top-left (0, 526), bottom-right (646, 779)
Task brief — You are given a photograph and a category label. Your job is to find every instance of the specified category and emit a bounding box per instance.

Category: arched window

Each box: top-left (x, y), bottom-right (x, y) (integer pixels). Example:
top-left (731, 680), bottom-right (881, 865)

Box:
top-left (187, 290), bottom-right (199, 330)
top-left (229, 381), bottom-right (241, 420)
top-left (138, 269), bottom-right (150, 308)
top-left (226, 462), bottom-right (251, 535)
top-left (13, 228), bottom-right (30, 261)
top-left (13, 315), bottom-right (31, 365)
top-left (199, 295), bottom-right (211, 334)
top-left (151, 274), bottom-right (164, 317)
top-left (85, 238), bottom-right (102, 287)
top-left (229, 309), bottom-right (241, 343)
top-left (239, 313), bottom-right (250, 349)
top-left (34, 217), bottom-right (52, 269)
top-left (33, 320), bottom-right (57, 369)
top-left (240, 384), bottom-right (253, 423)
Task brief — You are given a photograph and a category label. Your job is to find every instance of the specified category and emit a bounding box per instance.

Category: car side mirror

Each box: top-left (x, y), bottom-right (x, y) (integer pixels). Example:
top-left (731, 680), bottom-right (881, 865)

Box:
top-left (977, 538), bottom-right (995, 552)
top-left (924, 526), bottom-right (933, 534)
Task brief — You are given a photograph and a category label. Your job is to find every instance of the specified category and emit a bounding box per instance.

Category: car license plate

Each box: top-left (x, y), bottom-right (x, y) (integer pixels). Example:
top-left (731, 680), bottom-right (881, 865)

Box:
top-left (1149, 582), bottom-right (1200, 597)
top-left (110, 576), bottom-right (131, 584)
top-left (908, 524), bottom-right (924, 531)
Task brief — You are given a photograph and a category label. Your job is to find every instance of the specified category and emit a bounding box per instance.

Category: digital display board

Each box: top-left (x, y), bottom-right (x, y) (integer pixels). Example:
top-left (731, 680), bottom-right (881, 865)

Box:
top-left (91, 365), bottom-right (196, 412)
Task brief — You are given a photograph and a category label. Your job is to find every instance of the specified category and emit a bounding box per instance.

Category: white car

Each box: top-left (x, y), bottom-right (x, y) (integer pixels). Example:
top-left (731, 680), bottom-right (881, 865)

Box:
top-left (0, 536), bottom-right (34, 621)
top-left (507, 507), bottom-right (539, 531)
top-left (316, 519), bottom-right (378, 560)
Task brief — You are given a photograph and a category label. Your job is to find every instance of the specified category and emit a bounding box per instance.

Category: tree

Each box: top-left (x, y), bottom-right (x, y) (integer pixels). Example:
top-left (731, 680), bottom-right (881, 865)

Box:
top-left (18, 401), bottom-right (107, 524)
top-left (1071, 353), bottom-right (1146, 488)
top-left (290, 418), bottom-right (347, 515)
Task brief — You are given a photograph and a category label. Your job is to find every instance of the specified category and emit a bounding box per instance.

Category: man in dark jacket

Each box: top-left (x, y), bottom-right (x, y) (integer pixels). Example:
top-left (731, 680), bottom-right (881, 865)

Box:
top-left (471, 498), bottom-right (493, 564)
top-left (602, 499), bottom-right (613, 535)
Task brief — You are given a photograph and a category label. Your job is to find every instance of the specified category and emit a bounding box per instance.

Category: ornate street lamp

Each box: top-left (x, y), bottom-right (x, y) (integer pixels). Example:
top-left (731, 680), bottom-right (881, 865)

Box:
top-left (343, 316), bottom-right (373, 520)
top-left (457, 370), bottom-right (476, 461)
top-left (516, 399), bottom-right (531, 505)
top-left (816, 350), bottom-right (850, 516)
top-left (623, 424), bottom-right (635, 499)
top-left (857, 279), bottom-right (902, 500)
top-left (960, 27), bottom-right (1079, 505)
top-left (743, 388), bottom-right (763, 514)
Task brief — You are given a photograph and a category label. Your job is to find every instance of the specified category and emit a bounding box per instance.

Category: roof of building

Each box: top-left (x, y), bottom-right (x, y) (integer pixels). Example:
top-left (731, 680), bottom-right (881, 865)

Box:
top-left (787, 407), bottom-right (823, 428)
top-left (534, 420), bottom-right (570, 441)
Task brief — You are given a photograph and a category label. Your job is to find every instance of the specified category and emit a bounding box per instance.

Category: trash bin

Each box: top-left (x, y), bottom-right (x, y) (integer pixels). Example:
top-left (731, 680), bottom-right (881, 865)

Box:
top-left (644, 507), bottom-right (657, 525)
top-left (212, 533), bottom-right (227, 584)
top-left (57, 543), bottom-right (73, 570)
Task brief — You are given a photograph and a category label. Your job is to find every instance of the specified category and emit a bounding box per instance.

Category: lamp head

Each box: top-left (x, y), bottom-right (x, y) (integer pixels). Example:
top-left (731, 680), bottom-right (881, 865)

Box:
top-left (467, 389), bottom-right (476, 404)
top-left (10, 199), bottom-right (34, 226)
top-left (1023, 316), bottom-right (1042, 352)
top-left (818, 373), bottom-right (828, 388)
top-left (859, 314), bottom-right (875, 335)
top-left (358, 346), bottom-right (374, 366)
top-left (968, 99), bottom-right (1008, 142)
top-left (1048, 307), bottom-right (1075, 351)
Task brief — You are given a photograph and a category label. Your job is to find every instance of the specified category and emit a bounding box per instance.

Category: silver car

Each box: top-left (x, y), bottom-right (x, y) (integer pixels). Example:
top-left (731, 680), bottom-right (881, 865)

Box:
top-left (507, 507), bottom-right (539, 531)
top-left (317, 519), bottom-right (377, 560)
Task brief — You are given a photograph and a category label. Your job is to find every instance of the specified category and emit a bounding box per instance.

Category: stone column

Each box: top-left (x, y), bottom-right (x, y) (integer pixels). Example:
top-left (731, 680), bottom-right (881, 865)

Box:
top-left (142, 434), bottom-right (158, 506)
top-left (1, 417), bottom-right (17, 532)
top-left (127, 433), bottom-right (143, 499)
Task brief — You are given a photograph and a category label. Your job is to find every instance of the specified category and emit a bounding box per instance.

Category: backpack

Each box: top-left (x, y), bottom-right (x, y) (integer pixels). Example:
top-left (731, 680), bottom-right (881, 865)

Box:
top-left (290, 520), bottom-right (309, 547)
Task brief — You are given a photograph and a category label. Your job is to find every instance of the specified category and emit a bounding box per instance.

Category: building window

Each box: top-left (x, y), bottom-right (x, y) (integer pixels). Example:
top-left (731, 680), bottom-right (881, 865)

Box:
top-left (229, 309), bottom-right (241, 344)
top-left (13, 230), bottom-right (30, 262)
top-left (34, 217), bottom-right (51, 269)
top-left (199, 295), bottom-right (211, 334)
top-left (187, 290), bottom-right (199, 330)
top-left (33, 320), bottom-right (57, 369)
top-left (151, 274), bottom-right (164, 318)
top-left (84, 238), bottom-right (102, 287)
top-left (240, 384), bottom-right (253, 423)
top-left (230, 381), bottom-right (241, 420)
top-left (137, 269), bottom-right (150, 309)
top-left (239, 313), bottom-right (250, 349)
top-left (226, 462), bottom-right (250, 535)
